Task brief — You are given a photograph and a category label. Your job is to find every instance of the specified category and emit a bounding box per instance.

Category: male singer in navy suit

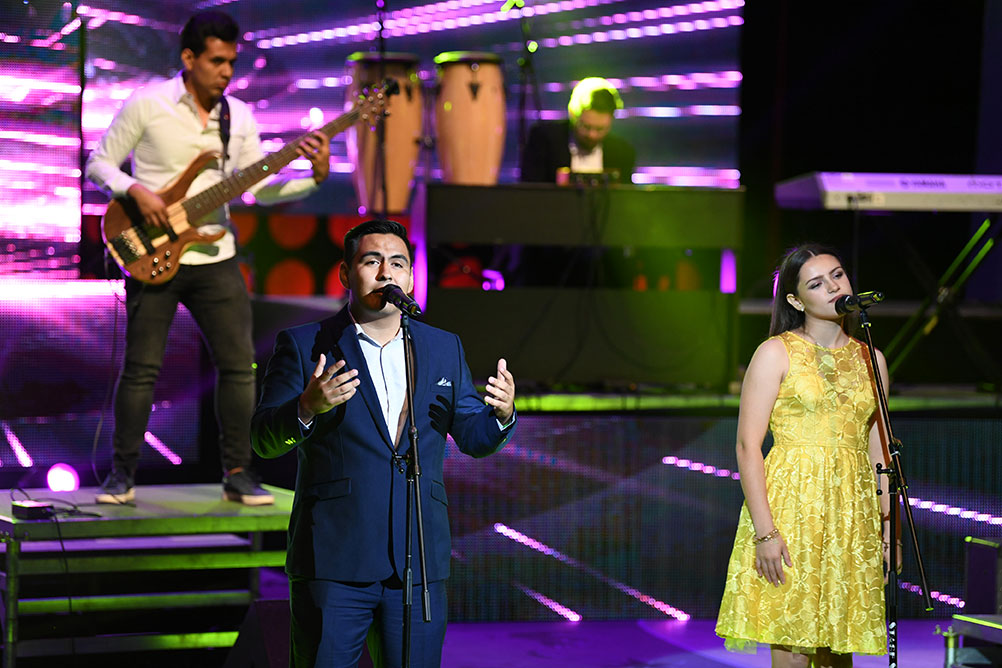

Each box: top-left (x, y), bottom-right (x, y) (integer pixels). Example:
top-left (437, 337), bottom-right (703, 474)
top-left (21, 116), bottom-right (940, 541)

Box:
top-left (251, 219), bottom-right (516, 667)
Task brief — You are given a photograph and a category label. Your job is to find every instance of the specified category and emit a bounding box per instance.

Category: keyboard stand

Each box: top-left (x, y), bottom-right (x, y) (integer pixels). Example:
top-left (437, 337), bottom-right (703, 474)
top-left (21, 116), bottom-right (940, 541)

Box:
top-left (884, 217), bottom-right (1002, 389)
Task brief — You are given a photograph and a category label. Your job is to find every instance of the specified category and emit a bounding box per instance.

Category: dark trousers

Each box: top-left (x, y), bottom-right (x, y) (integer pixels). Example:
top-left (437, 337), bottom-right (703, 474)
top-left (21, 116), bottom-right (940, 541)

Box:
top-left (289, 576), bottom-right (447, 668)
top-left (112, 257), bottom-right (254, 477)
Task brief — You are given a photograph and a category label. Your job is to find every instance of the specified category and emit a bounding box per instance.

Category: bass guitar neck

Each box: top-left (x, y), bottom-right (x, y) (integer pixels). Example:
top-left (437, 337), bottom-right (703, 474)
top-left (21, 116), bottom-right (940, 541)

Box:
top-left (101, 80), bottom-right (396, 284)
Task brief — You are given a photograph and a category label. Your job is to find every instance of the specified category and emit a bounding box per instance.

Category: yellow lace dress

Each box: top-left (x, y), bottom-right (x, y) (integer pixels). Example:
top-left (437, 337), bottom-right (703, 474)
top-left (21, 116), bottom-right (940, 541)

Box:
top-left (715, 331), bottom-right (886, 655)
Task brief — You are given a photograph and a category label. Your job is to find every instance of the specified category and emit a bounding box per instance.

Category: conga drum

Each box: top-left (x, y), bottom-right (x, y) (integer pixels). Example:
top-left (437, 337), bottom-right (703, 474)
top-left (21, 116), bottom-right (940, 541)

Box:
top-left (345, 52), bottom-right (423, 213)
top-left (434, 52), bottom-right (506, 185)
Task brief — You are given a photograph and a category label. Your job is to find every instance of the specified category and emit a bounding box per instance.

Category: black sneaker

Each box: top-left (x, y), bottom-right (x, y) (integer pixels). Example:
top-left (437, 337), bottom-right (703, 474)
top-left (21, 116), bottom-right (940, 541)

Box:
top-left (96, 470), bottom-right (135, 504)
top-left (222, 468), bottom-right (274, 506)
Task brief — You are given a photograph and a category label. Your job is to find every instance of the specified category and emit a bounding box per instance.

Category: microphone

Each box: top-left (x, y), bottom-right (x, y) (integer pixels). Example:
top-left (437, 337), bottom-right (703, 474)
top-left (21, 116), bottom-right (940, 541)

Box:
top-left (835, 291), bottom-right (885, 315)
top-left (380, 284), bottom-right (422, 316)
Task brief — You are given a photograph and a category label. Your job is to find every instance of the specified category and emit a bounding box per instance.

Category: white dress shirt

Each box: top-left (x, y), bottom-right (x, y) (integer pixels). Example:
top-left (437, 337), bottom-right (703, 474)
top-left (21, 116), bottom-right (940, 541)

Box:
top-left (85, 74), bottom-right (319, 265)
top-left (569, 140), bottom-right (604, 173)
top-left (351, 317), bottom-right (513, 439)
top-left (353, 322), bottom-right (407, 444)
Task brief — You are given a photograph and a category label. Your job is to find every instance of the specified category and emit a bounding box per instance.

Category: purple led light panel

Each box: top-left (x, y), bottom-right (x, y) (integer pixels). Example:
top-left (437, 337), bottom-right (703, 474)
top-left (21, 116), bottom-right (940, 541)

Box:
top-left (0, 279), bottom-right (203, 472)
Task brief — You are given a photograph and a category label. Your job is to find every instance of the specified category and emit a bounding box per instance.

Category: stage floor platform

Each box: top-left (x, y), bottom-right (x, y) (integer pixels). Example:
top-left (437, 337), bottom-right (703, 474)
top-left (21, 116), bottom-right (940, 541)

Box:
top-left (0, 484), bottom-right (963, 666)
top-left (515, 385), bottom-right (1002, 413)
top-left (0, 484), bottom-right (293, 666)
top-left (0, 483), bottom-right (294, 538)
top-left (265, 566), bottom-right (953, 667)
top-left (441, 619), bottom-right (945, 667)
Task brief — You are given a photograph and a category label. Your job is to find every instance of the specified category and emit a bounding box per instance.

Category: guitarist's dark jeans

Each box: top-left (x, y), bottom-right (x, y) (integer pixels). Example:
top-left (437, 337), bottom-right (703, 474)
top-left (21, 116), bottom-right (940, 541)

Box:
top-left (112, 257), bottom-right (254, 478)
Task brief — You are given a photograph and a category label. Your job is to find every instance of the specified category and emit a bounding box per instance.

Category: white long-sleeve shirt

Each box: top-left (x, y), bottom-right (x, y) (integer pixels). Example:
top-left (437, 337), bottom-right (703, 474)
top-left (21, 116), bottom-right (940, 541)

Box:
top-left (354, 322), bottom-right (407, 443)
top-left (85, 74), bottom-right (319, 265)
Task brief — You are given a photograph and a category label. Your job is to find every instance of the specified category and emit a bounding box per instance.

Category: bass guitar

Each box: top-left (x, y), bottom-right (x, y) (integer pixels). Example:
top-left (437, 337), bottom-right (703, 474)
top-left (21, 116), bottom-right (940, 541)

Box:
top-left (102, 80), bottom-right (397, 284)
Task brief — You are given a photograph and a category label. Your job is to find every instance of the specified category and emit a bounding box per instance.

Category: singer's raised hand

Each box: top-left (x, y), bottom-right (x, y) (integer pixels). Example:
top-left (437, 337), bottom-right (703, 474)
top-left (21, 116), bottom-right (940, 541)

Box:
top-left (299, 353), bottom-right (360, 423)
top-left (485, 358), bottom-right (515, 425)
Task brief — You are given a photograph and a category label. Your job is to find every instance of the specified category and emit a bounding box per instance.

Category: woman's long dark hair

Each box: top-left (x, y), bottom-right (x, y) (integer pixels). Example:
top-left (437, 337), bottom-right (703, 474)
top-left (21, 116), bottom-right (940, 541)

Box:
top-left (769, 243), bottom-right (851, 336)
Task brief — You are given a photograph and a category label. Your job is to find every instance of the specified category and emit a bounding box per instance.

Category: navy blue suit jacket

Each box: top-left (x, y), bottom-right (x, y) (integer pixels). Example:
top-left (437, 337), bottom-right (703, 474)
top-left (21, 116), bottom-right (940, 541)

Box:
top-left (251, 306), bottom-right (513, 583)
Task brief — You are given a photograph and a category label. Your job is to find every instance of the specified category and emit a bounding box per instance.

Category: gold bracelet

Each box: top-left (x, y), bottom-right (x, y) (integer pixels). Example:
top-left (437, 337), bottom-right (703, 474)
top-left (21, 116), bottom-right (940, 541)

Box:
top-left (753, 528), bottom-right (780, 545)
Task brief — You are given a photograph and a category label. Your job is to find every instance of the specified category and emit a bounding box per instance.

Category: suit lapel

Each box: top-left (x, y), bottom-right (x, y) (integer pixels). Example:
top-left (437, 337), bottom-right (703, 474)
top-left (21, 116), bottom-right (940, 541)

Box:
top-left (330, 308), bottom-right (395, 450)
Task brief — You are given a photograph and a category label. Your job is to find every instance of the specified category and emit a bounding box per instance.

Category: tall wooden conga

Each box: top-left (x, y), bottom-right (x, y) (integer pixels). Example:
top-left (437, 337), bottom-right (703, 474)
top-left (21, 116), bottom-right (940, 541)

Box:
top-left (434, 52), bottom-right (506, 185)
top-left (345, 52), bottom-right (423, 213)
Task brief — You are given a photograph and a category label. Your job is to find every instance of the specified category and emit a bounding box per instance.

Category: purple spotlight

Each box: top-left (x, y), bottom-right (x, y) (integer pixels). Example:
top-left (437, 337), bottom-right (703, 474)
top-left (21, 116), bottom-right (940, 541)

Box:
top-left (719, 248), bottom-right (737, 293)
top-left (481, 269), bottom-right (505, 291)
top-left (47, 463), bottom-right (80, 492)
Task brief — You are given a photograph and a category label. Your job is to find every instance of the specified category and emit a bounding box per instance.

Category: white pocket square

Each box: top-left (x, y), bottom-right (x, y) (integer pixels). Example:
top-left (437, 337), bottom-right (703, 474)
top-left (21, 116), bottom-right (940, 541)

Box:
top-left (436, 377), bottom-right (452, 387)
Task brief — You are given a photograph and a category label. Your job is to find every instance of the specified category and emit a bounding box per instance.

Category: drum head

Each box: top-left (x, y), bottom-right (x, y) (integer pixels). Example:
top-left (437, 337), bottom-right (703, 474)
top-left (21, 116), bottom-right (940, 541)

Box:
top-left (347, 51), bottom-right (420, 65)
top-left (433, 51), bottom-right (503, 66)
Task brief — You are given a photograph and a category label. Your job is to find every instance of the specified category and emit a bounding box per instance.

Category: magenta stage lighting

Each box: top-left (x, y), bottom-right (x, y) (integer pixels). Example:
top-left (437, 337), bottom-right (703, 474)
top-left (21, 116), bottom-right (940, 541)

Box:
top-left (719, 248), bottom-right (737, 294)
top-left (481, 269), bottom-right (505, 291)
top-left (47, 463), bottom-right (80, 492)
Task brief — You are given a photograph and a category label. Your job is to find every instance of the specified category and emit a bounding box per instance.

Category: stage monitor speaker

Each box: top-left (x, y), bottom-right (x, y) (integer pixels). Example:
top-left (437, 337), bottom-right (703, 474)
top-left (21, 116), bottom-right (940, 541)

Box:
top-left (962, 536), bottom-right (1002, 658)
top-left (965, 537), bottom-right (1002, 614)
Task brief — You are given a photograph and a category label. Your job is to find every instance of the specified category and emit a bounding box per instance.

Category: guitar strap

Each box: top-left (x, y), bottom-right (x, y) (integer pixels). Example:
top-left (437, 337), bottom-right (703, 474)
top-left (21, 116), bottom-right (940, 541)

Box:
top-left (219, 95), bottom-right (231, 173)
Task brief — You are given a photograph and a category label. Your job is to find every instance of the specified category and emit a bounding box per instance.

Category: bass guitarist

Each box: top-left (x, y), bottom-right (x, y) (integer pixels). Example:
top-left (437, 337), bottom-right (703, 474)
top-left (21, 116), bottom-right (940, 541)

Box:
top-left (85, 10), bottom-right (330, 505)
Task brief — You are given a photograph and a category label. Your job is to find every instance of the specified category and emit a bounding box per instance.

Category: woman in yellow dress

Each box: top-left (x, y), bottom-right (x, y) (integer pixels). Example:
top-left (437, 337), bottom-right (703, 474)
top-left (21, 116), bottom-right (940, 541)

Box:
top-left (715, 244), bottom-right (898, 667)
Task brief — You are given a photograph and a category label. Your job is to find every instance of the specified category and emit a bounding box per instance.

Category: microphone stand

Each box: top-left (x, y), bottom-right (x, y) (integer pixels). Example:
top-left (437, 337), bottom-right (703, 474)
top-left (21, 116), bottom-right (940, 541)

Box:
top-left (856, 304), bottom-right (933, 667)
top-left (399, 311), bottom-right (431, 668)
top-left (375, 0), bottom-right (389, 220)
top-left (504, 0), bottom-right (541, 167)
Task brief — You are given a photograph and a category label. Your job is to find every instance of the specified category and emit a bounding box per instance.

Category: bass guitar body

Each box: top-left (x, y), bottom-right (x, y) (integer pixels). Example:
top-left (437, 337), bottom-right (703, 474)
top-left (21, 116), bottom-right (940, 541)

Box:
top-left (102, 151), bottom-right (225, 285)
